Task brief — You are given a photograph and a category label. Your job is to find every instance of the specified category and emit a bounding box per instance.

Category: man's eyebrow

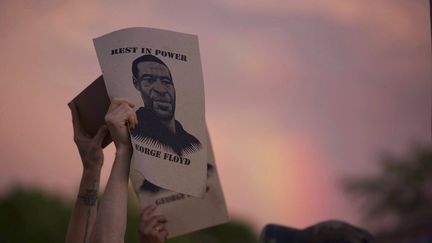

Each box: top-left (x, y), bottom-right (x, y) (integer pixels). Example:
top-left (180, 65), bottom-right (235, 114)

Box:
top-left (138, 74), bottom-right (172, 81)
top-left (137, 74), bottom-right (154, 79)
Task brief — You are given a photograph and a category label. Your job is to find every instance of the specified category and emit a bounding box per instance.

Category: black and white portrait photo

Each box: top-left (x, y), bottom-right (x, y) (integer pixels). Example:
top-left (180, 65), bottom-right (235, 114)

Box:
top-left (130, 54), bottom-right (202, 156)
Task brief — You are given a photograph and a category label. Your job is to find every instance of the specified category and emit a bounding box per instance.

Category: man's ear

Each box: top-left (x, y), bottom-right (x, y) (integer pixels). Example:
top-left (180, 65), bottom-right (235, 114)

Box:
top-left (133, 77), bottom-right (140, 90)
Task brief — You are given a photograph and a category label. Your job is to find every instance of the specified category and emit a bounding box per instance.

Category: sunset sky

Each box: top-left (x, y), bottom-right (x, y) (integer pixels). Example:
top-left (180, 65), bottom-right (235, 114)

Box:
top-left (0, 0), bottom-right (430, 233)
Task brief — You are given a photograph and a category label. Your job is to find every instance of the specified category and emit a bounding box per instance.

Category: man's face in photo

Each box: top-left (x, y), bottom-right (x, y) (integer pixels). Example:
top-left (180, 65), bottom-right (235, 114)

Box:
top-left (135, 61), bottom-right (176, 120)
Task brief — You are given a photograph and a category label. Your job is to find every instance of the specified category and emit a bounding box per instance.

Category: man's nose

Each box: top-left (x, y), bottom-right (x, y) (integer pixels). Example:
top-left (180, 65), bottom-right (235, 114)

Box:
top-left (152, 79), bottom-right (168, 94)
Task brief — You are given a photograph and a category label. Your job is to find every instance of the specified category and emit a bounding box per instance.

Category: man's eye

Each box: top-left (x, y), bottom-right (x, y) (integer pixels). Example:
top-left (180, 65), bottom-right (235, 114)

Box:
top-left (161, 78), bottom-right (172, 84)
top-left (141, 77), bottom-right (156, 83)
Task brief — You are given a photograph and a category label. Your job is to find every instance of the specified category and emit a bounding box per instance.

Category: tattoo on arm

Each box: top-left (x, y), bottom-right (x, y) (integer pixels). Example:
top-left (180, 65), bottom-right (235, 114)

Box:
top-left (79, 188), bottom-right (98, 206)
top-left (80, 181), bottom-right (98, 243)
top-left (79, 181), bottom-right (99, 206)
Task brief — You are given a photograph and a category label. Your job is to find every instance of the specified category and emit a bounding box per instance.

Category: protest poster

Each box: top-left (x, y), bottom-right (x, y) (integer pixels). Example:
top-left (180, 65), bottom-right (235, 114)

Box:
top-left (94, 27), bottom-right (208, 198)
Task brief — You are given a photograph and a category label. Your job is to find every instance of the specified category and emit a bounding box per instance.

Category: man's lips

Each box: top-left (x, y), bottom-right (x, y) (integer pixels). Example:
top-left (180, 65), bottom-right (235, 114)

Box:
top-left (152, 96), bottom-right (171, 102)
top-left (153, 100), bottom-right (172, 111)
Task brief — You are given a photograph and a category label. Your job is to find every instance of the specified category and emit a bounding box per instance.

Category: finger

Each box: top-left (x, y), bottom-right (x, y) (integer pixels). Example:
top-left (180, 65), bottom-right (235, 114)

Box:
top-left (155, 224), bottom-right (166, 231)
top-left (133, 112), bottom-right (138, 127)
top-left (107, 98), bottom-right (131, 113)
top-left (122, 111), bottom-right (135, 128)
top-left (107, 104), bottom-right (132, 127)
top-left (152, 227), bottom-right (168, 242)
top-left (108, 101), bottom-right (125, 117)
top-left (111, 102), bottom-right (132, 117)
top-left (143, 215), bottom-right (167, 234)
top-left (107, 99), bottom-right (121, 112)
top-left (123, 105), bottom-right (138, 128)
top-left (112, 98), bottom-right (135, 108)
top-left (141, 203), bottom-right (157, 220)
top-left (157, 229), bottom-right (168, 242)
top-left (68, 102), bottom-right (89, 137)
top-left (149, 224), bottom-right (166, 237)
top-left (93, 125), bottom-right (108, 145)
top-left (130, 110), bottom-right (137, 128)
top-left (117, 105), bottom-right (136, 128)
top-left (127, 113), bottom-right (136, 129)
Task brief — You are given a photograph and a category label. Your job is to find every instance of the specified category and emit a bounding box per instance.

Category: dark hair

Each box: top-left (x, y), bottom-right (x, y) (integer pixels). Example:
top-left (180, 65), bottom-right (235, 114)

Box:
top-left (132, 54), bottom-right (172, 84)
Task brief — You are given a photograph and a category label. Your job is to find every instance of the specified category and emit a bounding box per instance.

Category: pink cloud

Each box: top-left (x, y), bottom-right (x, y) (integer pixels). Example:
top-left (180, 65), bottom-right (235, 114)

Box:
top-left (0, 0), bottom-right (429, 233)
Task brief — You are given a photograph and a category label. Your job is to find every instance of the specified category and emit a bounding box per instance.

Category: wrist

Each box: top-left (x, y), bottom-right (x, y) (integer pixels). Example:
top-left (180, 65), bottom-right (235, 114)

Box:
top-left (82, 160), bottom-right (103, 172)
top-left (115, 145), bottom-right (133, 157)
top-left (82, 166), bottom-right (102, 178)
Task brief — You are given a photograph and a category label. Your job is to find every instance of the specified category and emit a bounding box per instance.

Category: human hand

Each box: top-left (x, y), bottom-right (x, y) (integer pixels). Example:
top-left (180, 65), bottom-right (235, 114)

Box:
top-left (69, 102), bottom-right (108, 170)
top-left (104, 98), bottom-right (137, 152)
top-left (138, 204), bottom-right (168, 243)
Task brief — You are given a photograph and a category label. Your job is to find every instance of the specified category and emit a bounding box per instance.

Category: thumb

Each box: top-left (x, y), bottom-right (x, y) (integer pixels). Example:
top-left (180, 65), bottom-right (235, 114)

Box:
top-left (93, 125), bottom-right (108, 145)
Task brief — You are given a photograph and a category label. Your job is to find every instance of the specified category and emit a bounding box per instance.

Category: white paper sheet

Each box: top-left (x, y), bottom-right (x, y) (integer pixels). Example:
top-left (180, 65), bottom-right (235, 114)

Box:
top-left (94, 27), bottom-right (208, 197)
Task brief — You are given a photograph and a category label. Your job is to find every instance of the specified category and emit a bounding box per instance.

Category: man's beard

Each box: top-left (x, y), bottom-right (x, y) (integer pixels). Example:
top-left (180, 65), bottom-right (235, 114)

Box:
top-left (143, 93), bottom-right (175, 120)
top-left (152, 99), bottom-right (175, 120)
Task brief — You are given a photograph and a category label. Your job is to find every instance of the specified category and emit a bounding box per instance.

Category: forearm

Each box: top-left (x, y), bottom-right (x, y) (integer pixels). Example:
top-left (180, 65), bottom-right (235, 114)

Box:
top-left (90, 148), bottom-right (132, 243)
top-left (65, 166), bottom-right (101, 243)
